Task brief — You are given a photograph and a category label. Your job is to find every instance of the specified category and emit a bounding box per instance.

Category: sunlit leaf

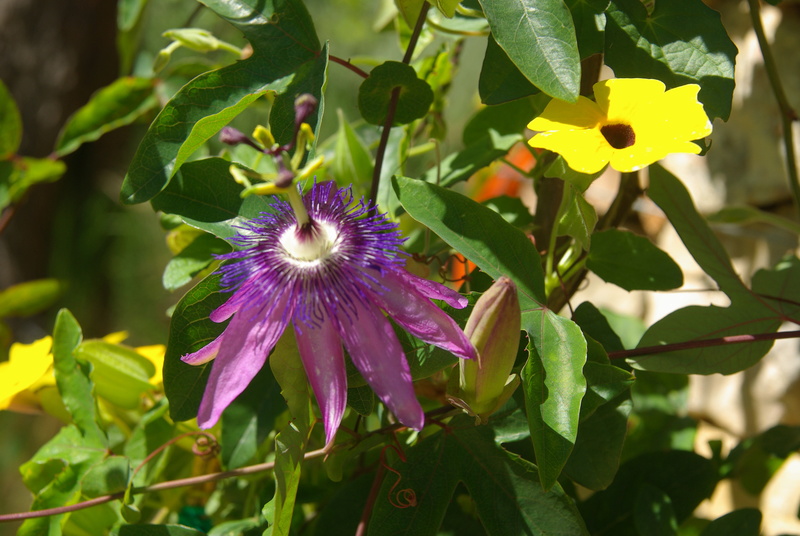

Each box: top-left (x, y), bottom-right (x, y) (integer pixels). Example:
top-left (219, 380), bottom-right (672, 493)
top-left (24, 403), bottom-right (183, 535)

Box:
top-left (478, 0), bottom-right (580, 102)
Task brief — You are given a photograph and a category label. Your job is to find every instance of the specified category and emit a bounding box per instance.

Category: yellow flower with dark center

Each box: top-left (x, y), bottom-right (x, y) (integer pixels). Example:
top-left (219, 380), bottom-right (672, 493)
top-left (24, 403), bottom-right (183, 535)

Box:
top-left (527, 78), bottom-right (713, 174)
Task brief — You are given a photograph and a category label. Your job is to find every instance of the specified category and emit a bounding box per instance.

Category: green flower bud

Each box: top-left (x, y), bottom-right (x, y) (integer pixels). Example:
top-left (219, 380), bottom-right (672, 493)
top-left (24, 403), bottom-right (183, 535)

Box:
top-left (448, 276), bottom-right (521, 423)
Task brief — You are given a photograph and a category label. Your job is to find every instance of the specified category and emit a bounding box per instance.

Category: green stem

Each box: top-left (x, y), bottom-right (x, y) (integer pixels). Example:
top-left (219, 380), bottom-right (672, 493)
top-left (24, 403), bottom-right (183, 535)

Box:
top-left (746, 0), bottom-right (800, 213)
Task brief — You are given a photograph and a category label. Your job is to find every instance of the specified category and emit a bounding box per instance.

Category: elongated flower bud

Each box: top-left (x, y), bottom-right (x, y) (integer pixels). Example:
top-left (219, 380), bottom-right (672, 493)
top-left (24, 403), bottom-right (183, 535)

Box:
top-left (449, 277), bottom-right (521, 422)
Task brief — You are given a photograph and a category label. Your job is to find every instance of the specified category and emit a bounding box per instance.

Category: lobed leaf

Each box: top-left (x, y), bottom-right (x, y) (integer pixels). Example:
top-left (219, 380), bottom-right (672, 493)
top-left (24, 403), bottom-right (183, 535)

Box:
top-left (604, 0), bottom-right (737, 120)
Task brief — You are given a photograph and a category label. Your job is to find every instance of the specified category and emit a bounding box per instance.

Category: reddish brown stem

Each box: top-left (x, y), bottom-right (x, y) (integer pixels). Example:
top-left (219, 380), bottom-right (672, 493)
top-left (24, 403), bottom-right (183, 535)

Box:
top-left (607, 330), bottom-right (800, 360)
top-left (329, 54), bottom-right (369, 79)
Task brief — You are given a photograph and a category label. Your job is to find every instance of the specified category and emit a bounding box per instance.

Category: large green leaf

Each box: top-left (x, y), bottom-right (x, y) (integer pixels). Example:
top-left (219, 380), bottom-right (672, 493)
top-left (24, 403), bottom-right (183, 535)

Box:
top-left (332, 109), bottom-right (373, 190)
top-left (522, 310), bottom-right (587, 490)
top-left (0, 79), bottom-right (22, 158)
top-left (121, 0), bottom-right (320, 204)
top-left (631, 166), bottom-right (800, 374)
top-left (55, 77), bottom-right (158, 157)
top-left (478, 0), bottom-right (580, 102)
top-left (163, 233), bottom-right (230, 291)
top-left (163, 273), bottom-right (227, 421)
top-left (393, 176), bottom-right (544, 309)
top-left (605, 0), bottom-right (737, 120)
top-left (118, 526), bottom-right (207, 536)
top-left (369, 415), bottom-right (589, 535)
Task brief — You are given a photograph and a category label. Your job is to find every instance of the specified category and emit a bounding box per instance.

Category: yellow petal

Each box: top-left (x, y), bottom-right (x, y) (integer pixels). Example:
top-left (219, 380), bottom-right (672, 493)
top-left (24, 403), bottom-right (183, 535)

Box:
top-left (659, 84), bottom-right (713, 139)
top-left (103, 331), bottom-right (129, 344)
top-left (528, 96), bottom-right (605, 131)
top-left (529, 129), bottom-right (613, 174)
top-left (0, 336), bottom-right (54, 410)
top-left (136, 344), bottom-right (166, 386)
top-left (595, 78), bottom-right (666, 122)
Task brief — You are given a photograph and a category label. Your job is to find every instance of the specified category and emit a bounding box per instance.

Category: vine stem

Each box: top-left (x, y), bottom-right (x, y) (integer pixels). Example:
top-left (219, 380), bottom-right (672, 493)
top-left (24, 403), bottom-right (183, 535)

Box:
top-left (329, 55), bottom-right (369, 79)
top-left (746, 0), bottom-right (800, 213)
top-left (369, 2), bottom-right (431, 202)
top-left (0, 449), bottom-right (327, 523)
top-left (607, 329), bottom-right (800, 360)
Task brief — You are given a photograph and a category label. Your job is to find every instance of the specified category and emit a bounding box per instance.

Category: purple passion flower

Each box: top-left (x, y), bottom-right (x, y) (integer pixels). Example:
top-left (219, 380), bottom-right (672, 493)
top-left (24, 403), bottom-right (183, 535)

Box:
top-left (182, 181), bottom-right (476, 444)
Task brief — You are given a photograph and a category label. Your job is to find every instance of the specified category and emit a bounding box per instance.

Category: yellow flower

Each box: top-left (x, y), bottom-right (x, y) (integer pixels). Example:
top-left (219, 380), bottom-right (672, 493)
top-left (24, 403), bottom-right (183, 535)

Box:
top-left (0, 336), bottom-right (55, 412)
top-left (527, 78), bottom-right (712, 174)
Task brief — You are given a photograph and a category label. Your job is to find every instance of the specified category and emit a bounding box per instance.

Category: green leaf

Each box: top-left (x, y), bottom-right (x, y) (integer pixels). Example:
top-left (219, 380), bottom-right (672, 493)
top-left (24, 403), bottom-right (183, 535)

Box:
top-left (263, 329), bottom-right (314, 536)
top-left (572, 301), bottom-right (625, 353)
top-left (120, 0), bottom-right (320, 204)
top-left (18, 425), bottom-right (108, 536)
top-left (564, 390), bottom-right (631, 490)
top-left (358, 61), bottom-right (434, 126)
top-left (393, 176), bottom-right (545, 309)
top-left (632, 167), bottom-right (800, 374)
top-left (707, 205), bottom-right (800, 235)
top-left (152, 158), bottom-right (261, 221)
top-left (0, 156), bottom-right (66, 209)
top-left (558, 185), bottom-right (597, 251)
top-left (221, 364), bottom-right (286, 469)
top-left (463, 96), bottom-right (547, 146)
top-left (579, 451), bottom-right (716, 534)
top-left (700, 509), bottom-right (762, 536)
top-left (346, 384), bottom-right (375, 417)
top-left (478, 36), bottom-right (539, 105)
top-left (118, 525), bottom-right (208, 536)
top-left (163, 233), bottom-right (230, 291)
top-left (633, 483), bottom-right (679, 536)
top-left (0, 278), bottom-right (64, 317)
top-left (81, 455), bottom-right (131, 498)
top-left (124, 401), bottom-right (173, 482)
top-left (268, 42), bottom-right (328, 152)
top-left (478, 0), bottom-right (580, 102)
top-left (54, 77), bottom-right (158, 157)
top-left (369, 414), bottom-right (589, 535)
top-left (163, 273), bottom-right (227, 421)
top-left (521, 311), bottom-right (587, 490)
top-left (332, 109), bottom-right (374, 190)
top-left (0, 79), bottom-right (22, 158)
top-left (566, 0), bottom-right (609, 59)
top-left (421, 130), bottom-right (522, 187)
top-left (604, 0), bottom-right (737, 120)
top-left (52, 309), bottom-right (107, 447)
top-left (75, 340), bottom-right (156, 409)
top-left (586, 229), bottom-right (683, 291)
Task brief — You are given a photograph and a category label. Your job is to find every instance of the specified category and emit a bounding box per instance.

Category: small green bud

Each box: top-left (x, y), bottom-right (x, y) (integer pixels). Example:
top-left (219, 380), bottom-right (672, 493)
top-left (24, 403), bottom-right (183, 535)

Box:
top-left (448, 277), bottom-right (521, 422)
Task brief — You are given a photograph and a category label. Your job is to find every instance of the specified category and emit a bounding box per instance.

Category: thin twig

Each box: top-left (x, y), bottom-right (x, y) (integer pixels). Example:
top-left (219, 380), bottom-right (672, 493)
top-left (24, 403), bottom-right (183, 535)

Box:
top-left (329, 55), bottom-right (369, 79)
top-left (369, 2), bottom-right (431, 202)
top-left (0, 449), bottom-right (327, 523)
top-left (746, 0), bottom-right (800, 213)
top-left (607, 329), bottom-right (800, 360)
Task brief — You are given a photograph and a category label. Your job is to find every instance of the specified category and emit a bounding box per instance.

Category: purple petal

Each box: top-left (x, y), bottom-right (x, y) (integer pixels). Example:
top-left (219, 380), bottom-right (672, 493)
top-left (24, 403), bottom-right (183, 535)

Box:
top-left (371, 270), bottom-right (477, 361)
top-left (294, 318), bottom-right (347, 446)
top-left (393, 269), bottom-right (468, 308)
top-left (182, 336), bottom-right (223, 365)
top-left (334, 301), bottom-right (425, 431)
top-left (210, 276), bottom-right (259, 323)
top-left (197, 291), bottom-right (292, 428)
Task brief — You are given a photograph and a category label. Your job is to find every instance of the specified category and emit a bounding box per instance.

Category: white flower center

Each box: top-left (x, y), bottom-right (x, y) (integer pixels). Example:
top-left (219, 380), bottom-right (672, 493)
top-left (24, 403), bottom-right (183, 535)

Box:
top-left (279, 220), bottom-right (339, 265)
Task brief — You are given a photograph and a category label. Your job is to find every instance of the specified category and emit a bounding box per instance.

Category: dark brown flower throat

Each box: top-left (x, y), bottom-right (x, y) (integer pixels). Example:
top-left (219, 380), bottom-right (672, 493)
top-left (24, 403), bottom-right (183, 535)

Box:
top-left (601, 123), bottom-right (636, 149)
